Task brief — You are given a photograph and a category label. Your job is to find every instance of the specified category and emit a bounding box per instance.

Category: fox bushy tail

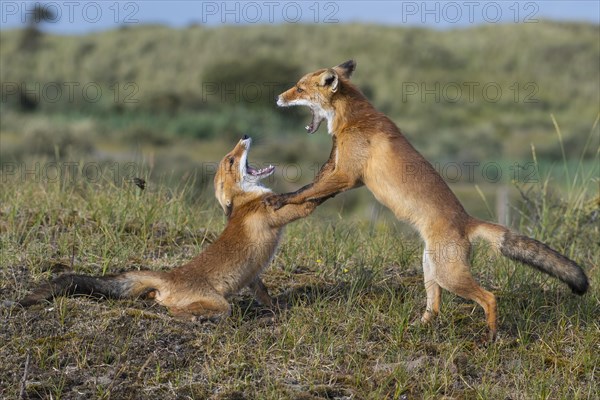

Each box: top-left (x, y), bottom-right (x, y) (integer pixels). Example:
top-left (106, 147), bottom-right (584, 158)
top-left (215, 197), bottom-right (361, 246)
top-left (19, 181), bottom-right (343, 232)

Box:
top-left (469, 219), bottom-right (589, 295)
top-left (14, 271), bottom-right (166, 307)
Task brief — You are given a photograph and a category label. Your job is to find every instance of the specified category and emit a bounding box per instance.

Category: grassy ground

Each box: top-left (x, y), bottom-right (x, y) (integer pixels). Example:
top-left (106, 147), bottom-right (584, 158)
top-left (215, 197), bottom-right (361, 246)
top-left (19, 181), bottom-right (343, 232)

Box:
top-left (1, 158), bottom-right (598, 399)
top-left (1, 19), bottom-right (598, 400)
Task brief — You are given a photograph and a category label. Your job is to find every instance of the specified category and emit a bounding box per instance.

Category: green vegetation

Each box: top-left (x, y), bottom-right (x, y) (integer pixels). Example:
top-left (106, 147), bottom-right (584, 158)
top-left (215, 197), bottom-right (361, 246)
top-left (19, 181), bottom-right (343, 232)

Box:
top-left (0, 137), bottom-right (598, 398)
top-left (1, 21), bottom-right (598, 160)
top-left (0, 21), bottom-right (598, 398)
top-left (1, 21), bottom-right (598, 218)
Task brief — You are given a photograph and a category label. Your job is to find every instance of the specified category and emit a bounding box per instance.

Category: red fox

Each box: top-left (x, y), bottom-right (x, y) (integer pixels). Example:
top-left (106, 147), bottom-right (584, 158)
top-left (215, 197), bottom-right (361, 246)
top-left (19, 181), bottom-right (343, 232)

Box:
top-left (7, 136), bottom-right (320, 320)
top-left (268, 60), bottom-right (589, 340)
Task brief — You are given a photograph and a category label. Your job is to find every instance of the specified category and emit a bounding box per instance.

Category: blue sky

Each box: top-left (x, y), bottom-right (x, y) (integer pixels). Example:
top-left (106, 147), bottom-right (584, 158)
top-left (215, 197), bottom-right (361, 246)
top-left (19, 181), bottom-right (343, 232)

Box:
top-left (1, 1), bottom-right (599, 34)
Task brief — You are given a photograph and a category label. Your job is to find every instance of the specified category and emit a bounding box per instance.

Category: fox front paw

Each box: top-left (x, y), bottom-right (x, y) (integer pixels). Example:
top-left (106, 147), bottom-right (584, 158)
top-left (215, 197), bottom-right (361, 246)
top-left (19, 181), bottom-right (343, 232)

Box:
top-left (263, 194), bottom-right (288, 210)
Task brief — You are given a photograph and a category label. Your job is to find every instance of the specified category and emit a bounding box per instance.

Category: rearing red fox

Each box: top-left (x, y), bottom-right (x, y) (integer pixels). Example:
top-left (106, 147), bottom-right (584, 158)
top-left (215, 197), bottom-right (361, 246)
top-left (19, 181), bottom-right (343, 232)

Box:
top-left (268, 60), bottom-right (589, 340)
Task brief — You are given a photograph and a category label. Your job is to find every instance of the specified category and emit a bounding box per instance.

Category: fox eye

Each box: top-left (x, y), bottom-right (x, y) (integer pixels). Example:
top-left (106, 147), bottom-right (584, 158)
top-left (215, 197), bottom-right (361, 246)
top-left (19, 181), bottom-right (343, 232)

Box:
top-left (296, 87), bottom-right (304, 93)
top-left (228, 157), bottom-right (234, 166)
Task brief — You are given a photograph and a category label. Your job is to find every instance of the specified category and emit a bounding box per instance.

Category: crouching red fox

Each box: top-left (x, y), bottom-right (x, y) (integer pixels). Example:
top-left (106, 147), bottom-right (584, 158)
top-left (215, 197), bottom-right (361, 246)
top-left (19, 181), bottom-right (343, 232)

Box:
top-left (5, 136), bottom-right (321, 320)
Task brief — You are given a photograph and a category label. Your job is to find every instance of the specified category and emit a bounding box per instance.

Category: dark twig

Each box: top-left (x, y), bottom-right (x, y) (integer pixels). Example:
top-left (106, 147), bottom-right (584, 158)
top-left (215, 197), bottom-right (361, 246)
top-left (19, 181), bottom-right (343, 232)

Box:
top-left (19, 351), bottom-right (31, 399)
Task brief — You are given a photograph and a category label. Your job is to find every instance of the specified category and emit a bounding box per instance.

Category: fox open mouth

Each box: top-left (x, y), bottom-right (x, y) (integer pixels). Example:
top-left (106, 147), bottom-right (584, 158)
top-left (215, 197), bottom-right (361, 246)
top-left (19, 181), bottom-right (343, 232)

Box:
top-left (239, 135), bottom-right (275, 184)
top-left (240, 136), bottom-right (275, 181)
top-left (306, 108), bottom-right (324, 134)
top-left (246, 162), bottom-right (274, 178)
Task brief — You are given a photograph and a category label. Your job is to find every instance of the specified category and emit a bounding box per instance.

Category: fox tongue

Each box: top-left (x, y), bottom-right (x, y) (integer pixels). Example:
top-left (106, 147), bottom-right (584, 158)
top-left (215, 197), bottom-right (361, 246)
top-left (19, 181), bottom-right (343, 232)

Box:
top-left (246, 162), bottom-right (275, 177)
top-left (305, 110), bottom-right (323, 134)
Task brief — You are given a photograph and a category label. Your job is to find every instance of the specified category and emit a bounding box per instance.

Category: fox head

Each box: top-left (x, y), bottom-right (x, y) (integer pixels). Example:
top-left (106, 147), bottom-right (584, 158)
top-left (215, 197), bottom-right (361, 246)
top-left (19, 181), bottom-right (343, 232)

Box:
top-left (277, 60), bottom-right (356, 134)
top-left (214, 135), bottom-right (275, 217)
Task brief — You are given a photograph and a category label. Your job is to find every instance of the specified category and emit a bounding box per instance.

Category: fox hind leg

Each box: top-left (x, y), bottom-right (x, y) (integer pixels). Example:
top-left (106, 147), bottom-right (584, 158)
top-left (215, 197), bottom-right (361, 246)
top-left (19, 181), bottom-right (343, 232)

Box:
top-left (170, 295), bottom-right (231, 322)
top-left (421, 248), bottom-right (442, 324)
top-left (429, 240), bottom-right (498, 341)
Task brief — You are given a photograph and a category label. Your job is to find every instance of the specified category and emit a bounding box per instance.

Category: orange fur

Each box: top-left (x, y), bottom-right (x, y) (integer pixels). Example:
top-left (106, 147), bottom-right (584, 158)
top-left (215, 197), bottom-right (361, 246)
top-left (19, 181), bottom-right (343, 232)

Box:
top-left (11, 137), bottom-right (320, 321)
top-left (269, 60), bottom-right (589, 340)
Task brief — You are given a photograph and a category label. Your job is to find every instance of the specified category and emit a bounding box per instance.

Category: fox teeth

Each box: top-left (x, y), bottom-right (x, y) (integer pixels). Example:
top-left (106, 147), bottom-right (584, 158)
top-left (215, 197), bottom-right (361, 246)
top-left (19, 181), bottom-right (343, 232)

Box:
top-left (305, 125), bottom-right (310, 131)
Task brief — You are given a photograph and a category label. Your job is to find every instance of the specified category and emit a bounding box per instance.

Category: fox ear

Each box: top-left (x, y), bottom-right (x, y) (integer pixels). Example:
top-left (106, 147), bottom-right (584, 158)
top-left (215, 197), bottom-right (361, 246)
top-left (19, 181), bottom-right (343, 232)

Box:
top-left (333, 59), bottom-right (356, 79)
top-left (320, 69), bottom-right (339, 92)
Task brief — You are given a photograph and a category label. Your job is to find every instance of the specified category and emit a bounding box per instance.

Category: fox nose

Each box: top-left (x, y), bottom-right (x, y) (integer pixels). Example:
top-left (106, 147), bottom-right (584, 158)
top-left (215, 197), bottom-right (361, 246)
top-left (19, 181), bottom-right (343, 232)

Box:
top-left (242, 134), bottom-right (249, 140)
top-left (276, 95), bottom-right (285, 107)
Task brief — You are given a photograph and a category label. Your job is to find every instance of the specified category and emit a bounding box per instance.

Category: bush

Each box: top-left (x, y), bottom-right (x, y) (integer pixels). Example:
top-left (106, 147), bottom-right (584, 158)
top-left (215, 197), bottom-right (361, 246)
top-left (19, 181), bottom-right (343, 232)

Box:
top-left (202, 57), bottom-right (301, 108)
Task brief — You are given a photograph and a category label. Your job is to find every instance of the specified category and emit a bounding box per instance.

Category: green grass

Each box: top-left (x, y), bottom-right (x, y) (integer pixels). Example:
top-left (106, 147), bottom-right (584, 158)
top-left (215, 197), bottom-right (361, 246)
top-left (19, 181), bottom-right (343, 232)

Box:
top-left (1, 19), bottom-right (599, 394)
top-left (1, 141), bottom-right (598, 399)
top-left (1, 21), bottom-right (599, 161)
